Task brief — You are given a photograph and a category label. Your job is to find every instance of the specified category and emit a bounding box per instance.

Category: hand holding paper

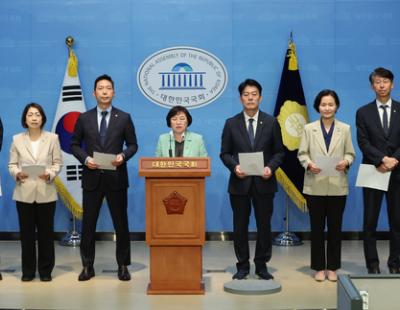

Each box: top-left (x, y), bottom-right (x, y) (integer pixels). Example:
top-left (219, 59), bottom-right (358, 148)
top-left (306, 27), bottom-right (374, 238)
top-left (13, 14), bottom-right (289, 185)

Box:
top-left (21, 165), bottom-right (46, 180)
top-left (314, 156), bottom-right (341, 177)
top-left (335, 159), bottom-right (349, 172)
top-left (234, 165), bottom-right (247, 178)
top-left (111, 153), bottom-right (124, 167)
top-left (356, 164), bottom-right (391, 191)
top-left (238, 152), bottom-right (264, 176)
top-left (93, 152), bottom-right (117, 170)
top-left (86, 157), bottom-right (99, 170)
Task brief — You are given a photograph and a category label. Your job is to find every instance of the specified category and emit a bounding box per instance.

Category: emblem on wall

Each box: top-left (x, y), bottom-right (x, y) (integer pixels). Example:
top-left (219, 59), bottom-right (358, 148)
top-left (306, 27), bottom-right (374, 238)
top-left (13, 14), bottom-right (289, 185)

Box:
top-left (137, 46), bottom-right (228, 109)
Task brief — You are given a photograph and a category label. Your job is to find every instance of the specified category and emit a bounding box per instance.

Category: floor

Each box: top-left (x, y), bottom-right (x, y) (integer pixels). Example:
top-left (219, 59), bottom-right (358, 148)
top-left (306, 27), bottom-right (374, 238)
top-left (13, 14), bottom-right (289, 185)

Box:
top-left (0, 240), bottom-right (389, 310)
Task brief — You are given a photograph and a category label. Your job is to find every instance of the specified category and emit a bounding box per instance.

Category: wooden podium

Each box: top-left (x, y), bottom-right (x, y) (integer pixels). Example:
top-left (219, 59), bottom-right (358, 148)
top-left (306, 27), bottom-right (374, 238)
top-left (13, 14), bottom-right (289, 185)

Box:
top-left (139, 157), bottom-right (210, 294)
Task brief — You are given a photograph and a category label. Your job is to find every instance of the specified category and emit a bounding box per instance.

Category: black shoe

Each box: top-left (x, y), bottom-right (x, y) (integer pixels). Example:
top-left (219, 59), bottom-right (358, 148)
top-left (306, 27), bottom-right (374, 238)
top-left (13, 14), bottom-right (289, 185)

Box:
top-left (21, 274), bottom-right (35, 282)
top-left (388, 266), bottom-right (400, 274)
top-left (78, 266), bottom-right (95, 281)
top-left (0, 272), bottom-right (2, 280)
top-left (118, 265), bottom-right (131, 281)
top-left (232, 269), bottom-right (249, 280)
top-left (256, 269), bottom-right (274, 280)
top-left (367, 266), bottom-right (381, 274)
top-left (40, 275), bottom-right (52, 282)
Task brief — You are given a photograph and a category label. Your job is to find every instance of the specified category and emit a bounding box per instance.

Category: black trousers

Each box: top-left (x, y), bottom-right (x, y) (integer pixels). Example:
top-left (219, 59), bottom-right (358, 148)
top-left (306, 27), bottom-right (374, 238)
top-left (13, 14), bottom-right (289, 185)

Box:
top-left (230, 187), bottom-right (274, 272)
top-left (306, 195), bottom-right (346, 271)
top-left (80, 174), bottom-right (131, 267)
top-left (363, 182), bottom-right (400, 269)
top-left (16, 201), bottom-right (56, 277)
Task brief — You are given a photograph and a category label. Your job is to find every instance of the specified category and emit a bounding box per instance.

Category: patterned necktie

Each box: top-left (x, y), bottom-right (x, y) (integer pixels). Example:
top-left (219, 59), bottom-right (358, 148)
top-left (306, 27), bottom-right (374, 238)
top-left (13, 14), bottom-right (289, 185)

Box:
top-left (380, 105), bottom-right (389, 135)
top-left (100, 111), bottom-right (108, 146)
top-left (248, 118), bottom-right (255, 148)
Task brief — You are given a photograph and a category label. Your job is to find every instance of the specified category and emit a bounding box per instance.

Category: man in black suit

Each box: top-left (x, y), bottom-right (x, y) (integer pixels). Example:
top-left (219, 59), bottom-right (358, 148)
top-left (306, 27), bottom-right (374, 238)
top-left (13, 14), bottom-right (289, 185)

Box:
top-left (71, 74), bottom-right (138, 281)
top-left (220, 79), bottom-right (284, 280)
top-left (356, 67), bottom-right (400, 274)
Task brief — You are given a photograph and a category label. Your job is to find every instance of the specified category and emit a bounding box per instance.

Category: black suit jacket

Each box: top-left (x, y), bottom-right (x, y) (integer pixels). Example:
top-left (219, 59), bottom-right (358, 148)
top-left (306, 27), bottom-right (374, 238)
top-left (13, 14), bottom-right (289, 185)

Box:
top-left (71, 106), bottom-right (138, 191)
top-left (356, 100), bottom-right (400, 182)
top-left (220, 110), bottom-right (284, 195)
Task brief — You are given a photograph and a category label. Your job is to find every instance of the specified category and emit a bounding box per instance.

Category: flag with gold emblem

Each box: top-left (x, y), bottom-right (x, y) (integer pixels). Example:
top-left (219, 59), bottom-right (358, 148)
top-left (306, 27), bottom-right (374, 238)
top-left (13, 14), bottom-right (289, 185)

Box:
top-left (273, 36), bottom-right (309, 211)
top-left (51, 38), bottom-right (86, 218)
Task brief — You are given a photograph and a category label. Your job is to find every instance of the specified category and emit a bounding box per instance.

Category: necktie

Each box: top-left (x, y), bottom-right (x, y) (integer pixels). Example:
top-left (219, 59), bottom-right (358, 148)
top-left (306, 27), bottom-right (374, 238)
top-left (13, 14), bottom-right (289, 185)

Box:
top-left (100, 111), bottom-right (108, 146)
top-left (380, 105), bottom-right (389, 135)
top-left (248, 118), bottom-right (255, 148)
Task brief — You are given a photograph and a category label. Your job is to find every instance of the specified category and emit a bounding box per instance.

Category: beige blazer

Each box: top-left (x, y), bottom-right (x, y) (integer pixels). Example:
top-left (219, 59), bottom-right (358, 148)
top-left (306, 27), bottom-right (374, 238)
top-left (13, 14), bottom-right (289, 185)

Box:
top-left (8, 131), bottom-right (63, 203)
top-left (298, 119), bottom-right (355, 196)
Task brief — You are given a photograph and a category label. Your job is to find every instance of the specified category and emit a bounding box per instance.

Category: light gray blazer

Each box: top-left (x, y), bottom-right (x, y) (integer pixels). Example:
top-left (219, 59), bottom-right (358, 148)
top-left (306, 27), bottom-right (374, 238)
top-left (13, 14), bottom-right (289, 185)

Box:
top-left (9, 131), bottom-right (63, 203)
top-left (298, 119), bottom-right (355, 196)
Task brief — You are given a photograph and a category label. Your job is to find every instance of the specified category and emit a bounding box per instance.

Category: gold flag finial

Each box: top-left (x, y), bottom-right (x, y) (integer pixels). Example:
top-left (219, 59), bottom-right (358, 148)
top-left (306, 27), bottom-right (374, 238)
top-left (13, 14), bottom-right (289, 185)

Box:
top-left (65, 36), bottom-right (74, 49)
top-left (65, 36), bottom-right (78, 77)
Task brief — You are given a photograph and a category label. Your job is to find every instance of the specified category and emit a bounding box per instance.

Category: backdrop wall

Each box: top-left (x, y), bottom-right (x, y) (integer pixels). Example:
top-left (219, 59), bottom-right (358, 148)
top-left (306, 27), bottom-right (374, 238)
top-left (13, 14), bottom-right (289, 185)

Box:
top-left (0, 0), bottom-right (399, 233)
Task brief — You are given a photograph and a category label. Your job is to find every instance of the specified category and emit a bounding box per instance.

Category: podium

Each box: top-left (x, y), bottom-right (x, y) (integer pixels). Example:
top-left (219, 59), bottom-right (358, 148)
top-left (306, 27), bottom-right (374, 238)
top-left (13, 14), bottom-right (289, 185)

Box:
top-left (139, 157), bottom-right (210, 294)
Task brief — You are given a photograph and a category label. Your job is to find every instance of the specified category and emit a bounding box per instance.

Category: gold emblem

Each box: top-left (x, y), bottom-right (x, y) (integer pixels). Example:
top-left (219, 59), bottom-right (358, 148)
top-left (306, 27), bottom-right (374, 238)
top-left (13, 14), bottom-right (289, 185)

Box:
top-left (277, 100), bottom-right (308, 151)
top-left (162, 191), bottom-right (188, 215)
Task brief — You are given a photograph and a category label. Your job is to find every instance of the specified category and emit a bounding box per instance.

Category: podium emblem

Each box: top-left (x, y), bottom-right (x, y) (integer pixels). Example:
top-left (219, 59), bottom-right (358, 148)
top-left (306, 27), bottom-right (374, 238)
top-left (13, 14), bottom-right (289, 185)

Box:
top-left (163, 191), bottom-right (188, 215)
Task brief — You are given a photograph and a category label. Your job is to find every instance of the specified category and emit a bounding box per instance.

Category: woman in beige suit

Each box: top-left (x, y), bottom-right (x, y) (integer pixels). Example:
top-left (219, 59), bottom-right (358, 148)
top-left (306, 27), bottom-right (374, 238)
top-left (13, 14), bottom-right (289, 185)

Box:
top-left (8, 103), bottom-right (62, 282)
top-left (298, 90), bottom-right (355, 282)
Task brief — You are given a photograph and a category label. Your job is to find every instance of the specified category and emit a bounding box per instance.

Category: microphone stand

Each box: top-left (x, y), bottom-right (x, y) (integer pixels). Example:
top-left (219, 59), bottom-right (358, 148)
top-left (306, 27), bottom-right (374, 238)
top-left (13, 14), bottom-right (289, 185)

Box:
top-left (169, 133), bottom-right (173, 157)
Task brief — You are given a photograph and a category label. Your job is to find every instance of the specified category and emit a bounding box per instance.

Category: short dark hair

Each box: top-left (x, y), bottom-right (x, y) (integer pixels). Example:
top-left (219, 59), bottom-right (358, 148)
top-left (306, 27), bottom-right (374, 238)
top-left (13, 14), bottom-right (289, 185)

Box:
top-left (21, 102), bottom-right (47, 129)
top-left (238, 79), bottom-right (262, 96)
top-left (94, 74), bottom-right (114, 90)
top-left (369, 67), bottom-right (394, 84)
top-left (166, 105), bottom-right (192, 127)
top-left (313, 89), bottom-right (340, 113)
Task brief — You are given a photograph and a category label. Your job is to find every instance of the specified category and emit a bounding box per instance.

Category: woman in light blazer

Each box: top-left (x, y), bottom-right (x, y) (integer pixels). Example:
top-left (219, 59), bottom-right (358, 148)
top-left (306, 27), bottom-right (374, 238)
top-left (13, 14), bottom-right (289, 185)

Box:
top-left (155, 105), bottom-right (207, 157)
top-left (298, 90), bottom-right (355, 282)
top-left (8, 103), bottom-right (62, 282)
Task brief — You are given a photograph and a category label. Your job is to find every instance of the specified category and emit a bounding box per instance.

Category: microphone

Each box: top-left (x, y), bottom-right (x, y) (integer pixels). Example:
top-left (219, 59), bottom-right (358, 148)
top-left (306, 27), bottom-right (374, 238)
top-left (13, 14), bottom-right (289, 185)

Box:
top-left (169, 133), bottom-right (173, 157)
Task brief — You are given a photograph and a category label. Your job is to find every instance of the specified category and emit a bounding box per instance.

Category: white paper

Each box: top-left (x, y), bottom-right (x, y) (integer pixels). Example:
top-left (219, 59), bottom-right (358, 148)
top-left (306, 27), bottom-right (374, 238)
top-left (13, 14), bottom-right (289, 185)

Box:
top-left (21, 165), bottom-right (46, 179)
top-left (314, 155), bottom-right (341, 177)
top-left (93, 152), bottom-right (117, 170)
top-left (355, 164), bottom-right (391, 191)
top-left (238, 152), bottom-right (264, 176)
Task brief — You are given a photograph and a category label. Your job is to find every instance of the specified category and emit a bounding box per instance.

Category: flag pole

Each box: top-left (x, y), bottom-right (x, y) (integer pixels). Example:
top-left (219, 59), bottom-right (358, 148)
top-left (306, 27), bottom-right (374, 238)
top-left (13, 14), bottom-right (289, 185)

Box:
top-left (59, 215), bottom-right (81, 247)
top-left (273, 193), bottom-right (303, 246)
top-left (272, 33), bottom-right (308, 246)
top-left (58, 35), bottom-right (82, 247)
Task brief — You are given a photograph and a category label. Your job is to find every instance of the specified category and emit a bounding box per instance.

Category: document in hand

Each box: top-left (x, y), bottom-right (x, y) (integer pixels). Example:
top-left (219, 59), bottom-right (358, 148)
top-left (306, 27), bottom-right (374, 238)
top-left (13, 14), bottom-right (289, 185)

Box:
top-left (21, 165), bottom-right (46, 179)
top-left (355, 164), bottom-right (391, 191)
top-left (238, 152), bottom-right (264, 176)
top-left (314, 155), bottom-right (341, 177)
top-left (93, 152), bottom-right (117, 170)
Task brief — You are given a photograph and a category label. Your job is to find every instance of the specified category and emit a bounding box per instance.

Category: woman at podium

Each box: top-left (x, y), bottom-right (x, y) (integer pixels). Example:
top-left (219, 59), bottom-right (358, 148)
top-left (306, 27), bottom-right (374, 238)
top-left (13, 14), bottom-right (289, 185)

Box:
top-left (298, 90), bottom-right (355, 282)
top-left (155, 105), bottom-right (207, 157)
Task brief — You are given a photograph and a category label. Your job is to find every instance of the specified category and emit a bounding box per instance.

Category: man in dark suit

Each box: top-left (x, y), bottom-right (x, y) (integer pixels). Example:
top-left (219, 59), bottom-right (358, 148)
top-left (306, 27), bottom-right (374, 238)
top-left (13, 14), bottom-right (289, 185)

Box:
top-left (71, 74), bottom-right (138, 281)
top-left (356, 67), bottom-right (400, 274)
top-left (220, 79), bottom-right (284, 280)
